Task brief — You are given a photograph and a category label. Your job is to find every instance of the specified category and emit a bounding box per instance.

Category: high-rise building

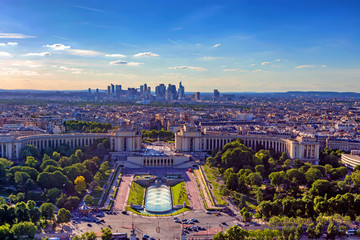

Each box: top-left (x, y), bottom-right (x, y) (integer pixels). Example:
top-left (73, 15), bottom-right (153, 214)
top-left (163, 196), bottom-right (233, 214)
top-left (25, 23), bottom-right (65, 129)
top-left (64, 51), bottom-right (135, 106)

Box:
top-left (213, 89), bottom-right (220, 100)
top-left (96, 88), bottom-right (99, 94)
top-left (107, 86), bottom-right (111, 95)
top-left (155, 84), bottom-right (166, 99)
top-left (88, 88), bottom-right (91, 94)
top-left (166, 84), bottom-right (177, 100)
top-left (195, 92), bottom-right (200, 101)
top-left (116, 85), bottom-right (122, 100)
top-left (178, 82), bottom-right (185, 100)
top-left (111, 84), bottom-right (115, 95)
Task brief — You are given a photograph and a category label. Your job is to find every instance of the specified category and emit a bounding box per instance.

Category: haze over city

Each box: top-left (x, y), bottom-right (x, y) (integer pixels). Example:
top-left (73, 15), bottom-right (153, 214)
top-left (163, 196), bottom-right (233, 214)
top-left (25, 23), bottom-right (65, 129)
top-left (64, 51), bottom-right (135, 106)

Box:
top-left (0, 0), bottom-right (359, 92)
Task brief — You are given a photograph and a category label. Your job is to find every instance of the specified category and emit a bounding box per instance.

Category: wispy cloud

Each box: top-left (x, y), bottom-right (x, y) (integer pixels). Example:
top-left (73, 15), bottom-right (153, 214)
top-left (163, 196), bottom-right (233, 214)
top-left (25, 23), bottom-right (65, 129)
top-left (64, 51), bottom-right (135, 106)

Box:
top-left (110, 60), bottom-right (143, 66)
top-left (224, 69), bottom-right (247, 72)
top-left (53, 36), bottom-right (70, 41)
top-left (0, 52), bottom-right (12, 57)
top-left (321, 65), bottom-right (327, 68)
top-left (0, 43), bottom-right (5, 47)
top-left (24, 52), bottom-right (51, 57)
top-left (0, 33), bottom-right (35, 39)
top-left (68, 49), bottom-right (102, 56)
top-left (261, 62), bottom-right (270, 66)
top-left (72, 5), bottom-right (105, 13)
top-left (212, 43), bottom-right (221, 48)
top-left (198, 56), bottom-right (221, 61)
top-left (252, 69), bottom-right (262, 72)
top-left (168, 39), bottom-right (181, 47)
top-left (43, 43), bottom-right (71, 50)
top-left (169, 66), bottom-right (206, 71)
top-left (295, 65), bottom-right (315, 69)
top-left (171, 27), bottom-right (183, 31)
top-left (250, 64), bottom-right (256, 67)
top-left (134, 52), bottom-right (159, 57)
top-left (0, 67), bottom-right (38, 76)
top-left (0, 42), bottom-right (18, 46)
top-left (105, 54), bottom-right (127, 58)
top-left (274, 59), bottom-right (281, 62)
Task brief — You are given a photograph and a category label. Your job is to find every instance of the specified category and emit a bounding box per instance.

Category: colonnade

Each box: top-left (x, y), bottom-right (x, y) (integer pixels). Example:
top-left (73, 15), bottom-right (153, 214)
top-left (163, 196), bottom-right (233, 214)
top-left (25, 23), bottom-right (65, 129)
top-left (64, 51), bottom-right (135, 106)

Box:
top-left (143, 158), bottom-right (174, 166)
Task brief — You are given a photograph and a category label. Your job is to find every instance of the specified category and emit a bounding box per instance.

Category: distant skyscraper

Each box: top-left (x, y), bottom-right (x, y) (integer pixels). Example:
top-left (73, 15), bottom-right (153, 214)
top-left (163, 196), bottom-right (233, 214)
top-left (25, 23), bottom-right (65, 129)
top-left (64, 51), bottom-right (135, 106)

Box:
top-left (88, 88), bottom-right (91, 94)
top-left (178, 82), bottom-right (185, 100)
top-left (166, 84), bottom-right (177, 100)
top-left (155, 84), bottom-right (166, 99)
top-left (214, 89), bottom-right (220, 100)
top-left (116, 85), bottom-right (122, 100)
top-left (111, 84), bottom-right (115, 95)
top-left (107, 86), bottom-right (111, 95)
top-left (195, 92), bottom-right (200, 101)
top-left (96, 88), bottom-right (99, 94)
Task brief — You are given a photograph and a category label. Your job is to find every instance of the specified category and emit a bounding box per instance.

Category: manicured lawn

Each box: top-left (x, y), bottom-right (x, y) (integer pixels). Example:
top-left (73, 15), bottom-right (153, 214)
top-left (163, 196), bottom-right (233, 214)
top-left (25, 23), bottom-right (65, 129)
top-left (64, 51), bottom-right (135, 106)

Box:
top-left (203, 165), bottom-right (227, 205)
top-left (127, 182), bottom-right (145, 206)
top-left (171, 182), bottom-right (189, 206)
top-left (92, 188), bottom-right (103, 198)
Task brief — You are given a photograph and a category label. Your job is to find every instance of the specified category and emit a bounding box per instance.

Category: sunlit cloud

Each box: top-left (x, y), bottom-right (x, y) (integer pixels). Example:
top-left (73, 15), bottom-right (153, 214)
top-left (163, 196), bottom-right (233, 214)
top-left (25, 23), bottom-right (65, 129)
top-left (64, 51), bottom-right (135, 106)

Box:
top-left (252, 69), bottom-right (262, 72)
top-left (261, 62), bottom-right (270, 65)
top-left (68, 49), bottom-right (102, 56)
top-left (72, 5), bottom-right (105, 13)
top-left (274, 59), bottom-right (281, 62)
top-left (134, 52), bottom-right (159, 57)
top-left (212, 43), bottom-right (221, 48)
top-left (0, 67), bottom-right (38, 76)
top-left (250, 64), bottom-right (256, 67)
top-left (224, 69), bottom-right (248, 72)
top-left (169, 66), bottom-right (206, 71)
top-left (321, 65), bottom-right (327, 68)
top-left (0, 33), bottom-right (35, 39)
top-left (0, 43), bottom-right (5, 47)
top-left (110, 60), bottom-right (143, 66)
top-left (43, 43), bottom-right (71, 50)
top-left (105, 54), bottom-right (127, 58)
top-left (295, 65), bottom-right (315, 69)
top-left (24, 52), bottom-right (51, 57)
top-left (0, 52), bottom-right (12, 57)
top-left (0, 42), bottom-right (18, 46)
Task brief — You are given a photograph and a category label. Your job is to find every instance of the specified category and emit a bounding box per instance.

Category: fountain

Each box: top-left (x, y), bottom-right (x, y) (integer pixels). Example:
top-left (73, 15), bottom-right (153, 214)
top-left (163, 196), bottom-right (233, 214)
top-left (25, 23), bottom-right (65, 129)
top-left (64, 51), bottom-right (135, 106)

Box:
top-left (144, 179), bottom-right (172, 213)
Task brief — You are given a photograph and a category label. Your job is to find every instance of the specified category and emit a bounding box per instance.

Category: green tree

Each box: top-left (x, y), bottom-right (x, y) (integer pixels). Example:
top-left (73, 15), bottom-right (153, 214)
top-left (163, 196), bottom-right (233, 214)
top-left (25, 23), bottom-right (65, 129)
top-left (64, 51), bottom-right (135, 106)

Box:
top-left (39, 203), bottom-right (55, 220)
top-left (74, 176), bottom-right (86, 193)
top-left (226, 225), bottom-right (249, 240)
top-left (309, 180), bottom-right (334, 197)
top-left (225, 173), bottom-right (238, 191)
top-left (268, 171), bottom-right (285, 189)
top-left (213, 231), bottom-right (227, 240)
top-left (25, 156), bottom-right (38, 167)
top-left (11, 221), bottom-right (37, 239)
top-left (248, 172), bottom-right (263, 186)
top-left (305, 168), bottom-right (323, 185)
top-left (327, 222), bottom-right (338, 240)
top-left (46, 188), bottom-right (61, 202)
top-left (57, 208), bottom-right (71, 224)
top-left (0, 224), bottom-right (11, 240)
top-left (101, 227), bottom-right (112, 240)
top-left (83, 194), bottom-right (94, 205)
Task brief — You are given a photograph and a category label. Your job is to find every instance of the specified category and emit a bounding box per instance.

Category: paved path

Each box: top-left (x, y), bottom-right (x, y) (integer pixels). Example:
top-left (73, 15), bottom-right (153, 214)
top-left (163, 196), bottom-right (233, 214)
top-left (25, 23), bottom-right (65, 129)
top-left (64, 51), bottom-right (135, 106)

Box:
top-left (113, 173), bottom-right (134, 211)
top-left (184, 171), bottom-right (203, 211)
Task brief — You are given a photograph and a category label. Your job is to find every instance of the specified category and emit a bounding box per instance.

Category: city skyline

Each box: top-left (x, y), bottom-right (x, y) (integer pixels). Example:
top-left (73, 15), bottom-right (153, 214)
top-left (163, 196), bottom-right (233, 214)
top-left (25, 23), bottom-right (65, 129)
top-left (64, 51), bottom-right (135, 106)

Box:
top-left (0, 0), bottom-right (359, 92)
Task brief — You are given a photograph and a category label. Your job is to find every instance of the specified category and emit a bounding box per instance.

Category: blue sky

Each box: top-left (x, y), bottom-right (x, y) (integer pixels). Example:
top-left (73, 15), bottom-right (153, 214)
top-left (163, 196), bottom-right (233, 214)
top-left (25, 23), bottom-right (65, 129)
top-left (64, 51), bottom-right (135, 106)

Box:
top-left (0, 0), bottom-right (359, 92)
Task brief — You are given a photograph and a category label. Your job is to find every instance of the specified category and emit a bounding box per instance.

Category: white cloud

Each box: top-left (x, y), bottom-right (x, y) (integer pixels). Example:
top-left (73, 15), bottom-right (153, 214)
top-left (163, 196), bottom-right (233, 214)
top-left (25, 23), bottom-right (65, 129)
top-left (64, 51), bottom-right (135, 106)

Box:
top-left (7, 42), bottom-right (18, 46)
top-left (321, 65), bottom-right (327, 68)
top-left (169, 66), bottom-right (207, 71)
top-left (105, 54), bottom-right (127, 58)
top-left (0, 52), bottom-right (12, 57)
top-left (224, 69), bottom-right (248, 72)
top-left (0, 67), bottom-right (38, 76)
top-left (110, 60), bottom-right (143, 66)
top-left (24, 52), bottom-right (51, 57)
top-left (0, 43), bottom-right (5, 46)
top-left (250, 64), bottom-right (256, 67)
top-left (212, 43), bottom-right (221, 48)
top-left (134, 52), bottom-right (159, 57)
top-left (0, 33), bottom-right (35, 39)
top-left (198, 56), bottom-right (219, 61)
top-left (274, 59), bottom-right (281, 62)
top-left (261, 62), bottom-right (270, 66)
top-left (43, 43), bottom-right (71, 50)
top-left (68, 49), bottom-right (102, 56)
top-left (295, 65), bottom-right (315, 69)
top-left (252, 69), bottom-right (262, 72)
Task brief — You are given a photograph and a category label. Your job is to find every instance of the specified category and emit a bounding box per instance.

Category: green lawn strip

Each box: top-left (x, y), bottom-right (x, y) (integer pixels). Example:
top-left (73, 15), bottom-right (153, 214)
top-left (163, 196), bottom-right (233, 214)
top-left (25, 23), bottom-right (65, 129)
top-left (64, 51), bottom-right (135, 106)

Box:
top-left (126, 206), bottom-right (190, 217)
top-left (202, 165), bottom-right (227, 206)
top-left (171, 182), bottom-right (189, 206)
top-left (100, 165), bottom-right (121, 206)
top-left (127, 182), bottom-right (145, 206)
top-left (91, 188), bottom-right (103, 198)
top-left (197, 168), bottom-right (216, 206)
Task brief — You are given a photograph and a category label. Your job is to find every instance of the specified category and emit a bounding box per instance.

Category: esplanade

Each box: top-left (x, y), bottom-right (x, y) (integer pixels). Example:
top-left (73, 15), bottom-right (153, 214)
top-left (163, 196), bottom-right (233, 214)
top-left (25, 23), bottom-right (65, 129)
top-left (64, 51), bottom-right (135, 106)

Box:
top-left (0, 124), bottom-right (320, 163)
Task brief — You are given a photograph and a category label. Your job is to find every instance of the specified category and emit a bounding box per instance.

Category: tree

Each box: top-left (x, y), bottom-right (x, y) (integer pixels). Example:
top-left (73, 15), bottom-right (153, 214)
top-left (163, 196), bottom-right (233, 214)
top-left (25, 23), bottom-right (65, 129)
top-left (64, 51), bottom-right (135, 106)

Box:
top-left (309, 180), bottom-right (334, 197)
top-left (225, 173), bottom-right (238, 191)
top-left (11, 221), bottom-right (37, 239)
top-left (305, 168), bottom-right (323, 185)
top-left (268, 171), bottom-right (285, 189)
top-left (0, 224), bottom-right (10, 240)
top-left (40, 159), bottom-right (58, 170)
top-left (101, 227), bottom-right (112, 240)
top-left (39, 203), bottom-right (55, 220)
top-left (15, 202), bottom-right (30, 222)
top-left (213, 231), bottom-right (227, 240)
top-left (21, 145), bottom-right (40, 159)
top-left (14, 171), bottom-right (31, 186)
top-left (63, 196), bottom-right (81, 211)
top-left (74, 176), bottom-right (86, 193)
top-left (286, 169), bottom-right (306, 185)
top-left (27, 200), bottom-right (40, 223)
top-left (248, 172), bottom-right (263, 186)
top-left (57, 208), bottom-right (71, 224)
top-left (25, 156), bottom-right (38, 168)
top-left (83, 194), bottom-right (94, 205)
top-left (327, 222), bottom-right (338, 240)
top-left (314, 222), bottom-right (323, 239)
top-left (255, 165), bottom-right (265, 176)
top-left (226, 225), bottom-right (249, 240)
top-left (46, 188), bottom-right (61, 202)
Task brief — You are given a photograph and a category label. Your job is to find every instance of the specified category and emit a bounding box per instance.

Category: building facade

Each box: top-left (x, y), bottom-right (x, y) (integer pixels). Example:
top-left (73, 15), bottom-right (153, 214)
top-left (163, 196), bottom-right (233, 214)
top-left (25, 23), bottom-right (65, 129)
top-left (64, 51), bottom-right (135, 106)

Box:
top-left (175, 125), bottom-right (320, 162)
top-left (0, 127), bottom-right (142, 160)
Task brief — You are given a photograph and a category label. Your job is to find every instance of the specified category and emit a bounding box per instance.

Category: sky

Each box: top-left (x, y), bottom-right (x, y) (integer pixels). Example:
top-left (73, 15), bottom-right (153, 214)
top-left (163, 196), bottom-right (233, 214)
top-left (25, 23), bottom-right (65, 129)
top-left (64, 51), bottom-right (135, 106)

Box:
top-left (0, 0), bottom-right (359, 92)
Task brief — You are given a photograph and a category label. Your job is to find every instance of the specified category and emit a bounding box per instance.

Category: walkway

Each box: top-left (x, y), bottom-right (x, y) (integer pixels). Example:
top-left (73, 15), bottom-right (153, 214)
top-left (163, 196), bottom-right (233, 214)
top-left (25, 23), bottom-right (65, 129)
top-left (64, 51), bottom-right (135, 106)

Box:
top-left (184, 171), bottom-right (203, 210)
top-left (194, 169), bottom-right (219, 210)
top-left (113, 173), bottom-right (134, 211)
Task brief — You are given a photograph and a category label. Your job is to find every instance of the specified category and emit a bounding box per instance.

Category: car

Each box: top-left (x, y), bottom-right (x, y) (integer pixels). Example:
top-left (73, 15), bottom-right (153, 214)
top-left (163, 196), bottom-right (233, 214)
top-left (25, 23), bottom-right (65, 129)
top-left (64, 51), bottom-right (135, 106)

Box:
top-left (174, 219), bottom-right (181, 223)
top-left (182, 221), bottom-right (188, 224)
top-left (143, 234), bottom-right (149, 239)
top-left (100, 219), bottom-right (105, 223)
top-left (182, 219), bottom-right (187, 222)
top-left (150, 237), bottom-right (156, 240)
top-left (193, 219), bottom-right (199, 223)
top-left (206, 211), bottom-right (212, 214)
top-left (221, 222), bottom-right (227, 225)
top-left (173, 216), bottom-right (178, 220)
top-left (185, 227), bottom-right (192, 231)
top-left (87, 223), bottom-right (92, 227)
top-left (188, 221), bottom-right (194, 224)
top-left (200, 227), bottom-right (206, 231)
top-left (122, 211), bottom-right (128, 215)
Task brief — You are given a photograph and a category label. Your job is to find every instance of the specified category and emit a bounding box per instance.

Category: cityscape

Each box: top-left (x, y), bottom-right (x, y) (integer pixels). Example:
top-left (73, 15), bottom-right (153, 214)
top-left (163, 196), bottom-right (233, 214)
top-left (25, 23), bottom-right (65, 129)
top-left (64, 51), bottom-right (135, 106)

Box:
top-left (0, 1), bottom-right (360, 240)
